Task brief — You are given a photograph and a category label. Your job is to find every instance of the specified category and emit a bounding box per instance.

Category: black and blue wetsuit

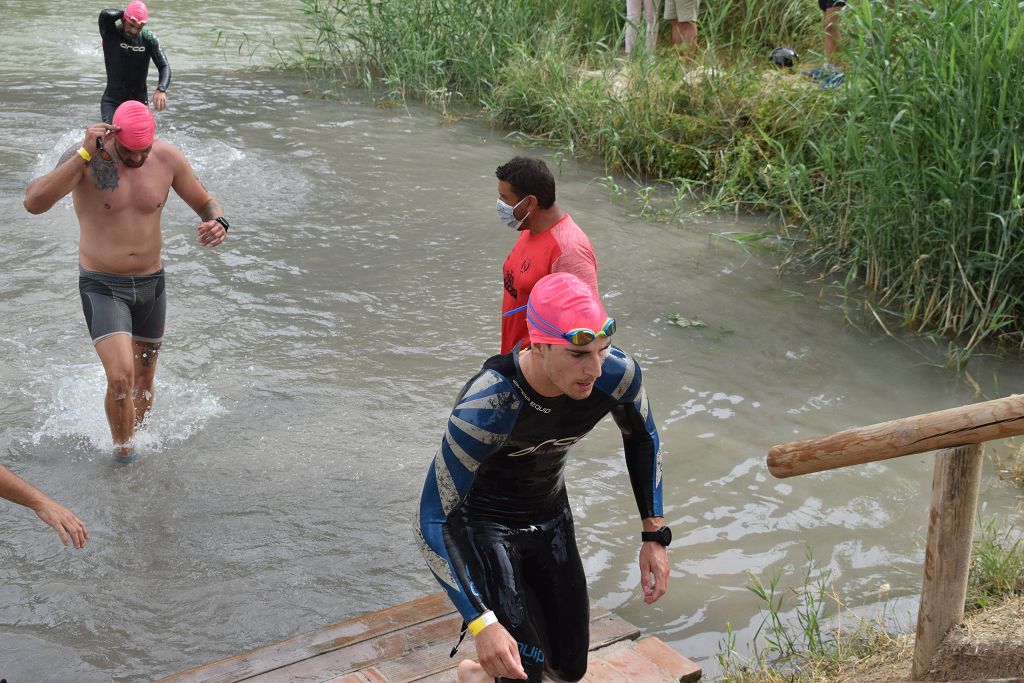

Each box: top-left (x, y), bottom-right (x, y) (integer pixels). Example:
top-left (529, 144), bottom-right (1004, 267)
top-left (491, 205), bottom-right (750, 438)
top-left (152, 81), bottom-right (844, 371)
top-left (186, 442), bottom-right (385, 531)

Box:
top-left (99, 9), bottom-right (171, 123)
top-left (417, 344), bottom-right (662, 682)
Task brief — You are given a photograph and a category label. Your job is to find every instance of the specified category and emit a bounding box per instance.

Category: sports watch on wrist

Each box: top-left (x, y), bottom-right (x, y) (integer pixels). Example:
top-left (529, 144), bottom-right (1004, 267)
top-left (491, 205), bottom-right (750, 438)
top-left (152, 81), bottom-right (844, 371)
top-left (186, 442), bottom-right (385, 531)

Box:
top-left (641, 526), bottom-right (672, 547)
top-left (214, 216), bottom-right (229, 232)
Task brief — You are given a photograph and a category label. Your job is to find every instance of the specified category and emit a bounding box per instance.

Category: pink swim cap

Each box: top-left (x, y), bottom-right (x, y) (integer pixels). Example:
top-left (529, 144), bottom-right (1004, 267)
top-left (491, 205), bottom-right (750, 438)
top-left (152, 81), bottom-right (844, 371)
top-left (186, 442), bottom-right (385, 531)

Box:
top-left (124, 0), bottom-right (148, 24)
top-left (525, 273), bottom-right (611, 346)
top-left (112, 100), bottom-right (155, 150)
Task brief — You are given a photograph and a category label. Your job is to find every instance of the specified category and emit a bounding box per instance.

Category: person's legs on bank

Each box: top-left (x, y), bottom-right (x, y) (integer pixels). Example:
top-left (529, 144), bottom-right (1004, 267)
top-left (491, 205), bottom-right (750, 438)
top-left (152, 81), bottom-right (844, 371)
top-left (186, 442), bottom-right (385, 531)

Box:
top-left (664, 0), bottom-right (699, 57)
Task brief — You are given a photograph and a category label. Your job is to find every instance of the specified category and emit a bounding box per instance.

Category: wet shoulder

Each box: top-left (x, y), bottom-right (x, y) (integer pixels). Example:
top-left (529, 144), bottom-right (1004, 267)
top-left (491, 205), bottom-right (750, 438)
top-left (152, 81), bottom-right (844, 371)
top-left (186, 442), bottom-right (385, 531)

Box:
top-left (594, 345), bottom-right (642, 402)
top-left (451, 358), bottom-right (522, 435)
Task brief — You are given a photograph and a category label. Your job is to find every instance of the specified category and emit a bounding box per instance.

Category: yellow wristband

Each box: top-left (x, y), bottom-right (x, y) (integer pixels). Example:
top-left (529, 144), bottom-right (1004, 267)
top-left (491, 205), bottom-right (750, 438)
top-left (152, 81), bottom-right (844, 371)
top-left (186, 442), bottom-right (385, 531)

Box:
top-left (468, 610), bottom-right (498, 637)
top-left (78, 147), bottom-right (92, 162)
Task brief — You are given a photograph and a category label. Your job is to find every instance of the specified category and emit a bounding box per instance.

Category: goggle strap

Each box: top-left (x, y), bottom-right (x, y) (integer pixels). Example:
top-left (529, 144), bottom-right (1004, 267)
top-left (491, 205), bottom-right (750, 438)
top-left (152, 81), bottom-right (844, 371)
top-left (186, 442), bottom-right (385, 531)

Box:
top-left (525, 302), bottom-right (568, 339)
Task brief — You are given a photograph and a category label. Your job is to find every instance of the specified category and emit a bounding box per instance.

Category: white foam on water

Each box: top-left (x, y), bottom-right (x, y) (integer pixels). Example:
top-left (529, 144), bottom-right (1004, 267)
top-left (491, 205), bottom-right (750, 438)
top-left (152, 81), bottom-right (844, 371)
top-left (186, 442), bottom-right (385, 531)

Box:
top-left (28, 363), bottom-right (224, 454)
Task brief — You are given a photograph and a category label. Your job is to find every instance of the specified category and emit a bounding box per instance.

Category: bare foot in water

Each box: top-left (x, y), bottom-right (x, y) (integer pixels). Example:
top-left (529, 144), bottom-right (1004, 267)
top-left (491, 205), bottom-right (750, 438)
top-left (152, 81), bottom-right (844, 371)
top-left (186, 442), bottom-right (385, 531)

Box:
top-left (114, 444), bottom-right (138, 464)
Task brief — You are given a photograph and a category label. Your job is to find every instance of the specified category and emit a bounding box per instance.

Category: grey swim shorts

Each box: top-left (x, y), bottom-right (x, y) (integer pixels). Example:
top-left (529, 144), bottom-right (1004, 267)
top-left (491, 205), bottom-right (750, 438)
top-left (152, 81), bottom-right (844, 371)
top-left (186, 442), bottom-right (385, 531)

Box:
top-left (78, 267), bottom-right (166, 344)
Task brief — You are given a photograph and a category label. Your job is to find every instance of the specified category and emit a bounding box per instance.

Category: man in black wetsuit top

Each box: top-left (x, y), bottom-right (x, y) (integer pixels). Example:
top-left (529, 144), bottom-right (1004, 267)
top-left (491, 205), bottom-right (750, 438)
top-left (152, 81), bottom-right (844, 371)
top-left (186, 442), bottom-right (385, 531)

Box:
top-left (417, 272), bottom-right (671, 682)
top-left (99, 1), bottom-right (171, 123)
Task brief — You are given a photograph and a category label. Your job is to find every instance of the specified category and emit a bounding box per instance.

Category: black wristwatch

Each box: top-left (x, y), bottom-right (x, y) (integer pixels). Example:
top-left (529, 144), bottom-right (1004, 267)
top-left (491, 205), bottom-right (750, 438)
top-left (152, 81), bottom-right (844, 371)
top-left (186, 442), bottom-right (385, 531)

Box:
top-left (214, 216), bottom-right (230, 232)
top-left (641, 526), bottom-right (672, 547)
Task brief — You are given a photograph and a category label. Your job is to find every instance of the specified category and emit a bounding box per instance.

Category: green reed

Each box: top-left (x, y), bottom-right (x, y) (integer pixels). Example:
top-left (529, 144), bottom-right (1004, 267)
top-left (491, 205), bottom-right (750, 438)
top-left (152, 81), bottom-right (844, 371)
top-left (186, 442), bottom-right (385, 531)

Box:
top-left (717, 519), bottom-right (1024, 681)
top-left (790, 0), bottom-right (1024, 364)
top-left (968, 516), bottom-right (1024, 610)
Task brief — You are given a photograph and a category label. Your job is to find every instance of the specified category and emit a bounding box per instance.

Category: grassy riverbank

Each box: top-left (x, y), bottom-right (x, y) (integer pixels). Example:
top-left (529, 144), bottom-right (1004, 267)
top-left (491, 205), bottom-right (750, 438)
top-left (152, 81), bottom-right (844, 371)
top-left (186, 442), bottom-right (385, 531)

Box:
top-left (717, 517), bottom-right (1024, 681)
top-left (279, 0), bottom-right (1024, 365)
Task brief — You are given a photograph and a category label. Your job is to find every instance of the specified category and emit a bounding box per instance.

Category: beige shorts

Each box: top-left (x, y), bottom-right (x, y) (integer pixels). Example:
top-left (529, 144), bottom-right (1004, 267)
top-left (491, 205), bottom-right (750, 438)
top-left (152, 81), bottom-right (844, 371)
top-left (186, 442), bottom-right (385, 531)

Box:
top-left (664, 0), bottom-right (700, 22)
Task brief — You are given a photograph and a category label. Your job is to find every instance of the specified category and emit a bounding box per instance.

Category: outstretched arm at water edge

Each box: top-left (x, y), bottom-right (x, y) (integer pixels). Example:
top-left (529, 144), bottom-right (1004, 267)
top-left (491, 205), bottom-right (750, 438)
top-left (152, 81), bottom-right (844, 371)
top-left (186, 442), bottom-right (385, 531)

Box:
top-left (640, 516), bottom-right (670, 604)
top-left (0, 464), bottom-right (89, 548)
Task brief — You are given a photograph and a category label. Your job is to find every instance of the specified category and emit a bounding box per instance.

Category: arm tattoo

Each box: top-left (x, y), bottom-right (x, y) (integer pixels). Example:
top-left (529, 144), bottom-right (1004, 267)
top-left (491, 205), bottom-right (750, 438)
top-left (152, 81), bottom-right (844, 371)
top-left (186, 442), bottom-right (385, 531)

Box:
top-left (57, 146), bottom-right (78, 167)
top-left (199, 199), bottom-right (222, 222)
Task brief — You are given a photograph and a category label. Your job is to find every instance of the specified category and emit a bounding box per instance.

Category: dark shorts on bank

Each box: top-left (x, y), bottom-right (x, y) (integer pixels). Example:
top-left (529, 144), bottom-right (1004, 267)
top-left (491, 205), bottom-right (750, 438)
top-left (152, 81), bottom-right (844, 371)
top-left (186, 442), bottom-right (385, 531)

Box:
top-left (79, 267), bottom-right (166, 344)
top-left (819, 0), bottom-right (846, 10)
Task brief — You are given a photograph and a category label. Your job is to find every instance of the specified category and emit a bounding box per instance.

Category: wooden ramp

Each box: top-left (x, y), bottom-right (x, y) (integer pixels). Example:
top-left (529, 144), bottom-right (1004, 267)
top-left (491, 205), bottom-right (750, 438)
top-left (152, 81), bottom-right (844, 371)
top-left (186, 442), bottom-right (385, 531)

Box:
top-left (155, 593), bottom-right (702, 683)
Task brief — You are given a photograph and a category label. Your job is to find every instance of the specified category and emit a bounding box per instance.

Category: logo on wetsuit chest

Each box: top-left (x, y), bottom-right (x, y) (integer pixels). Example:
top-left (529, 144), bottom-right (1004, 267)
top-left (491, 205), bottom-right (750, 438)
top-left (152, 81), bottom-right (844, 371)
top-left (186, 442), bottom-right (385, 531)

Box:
top-left (507, 434), bottom-right (585, 458)
top-left (120, 42), bottom-right (147, 52)
top-left (512, 379), bottom-right (550, 414)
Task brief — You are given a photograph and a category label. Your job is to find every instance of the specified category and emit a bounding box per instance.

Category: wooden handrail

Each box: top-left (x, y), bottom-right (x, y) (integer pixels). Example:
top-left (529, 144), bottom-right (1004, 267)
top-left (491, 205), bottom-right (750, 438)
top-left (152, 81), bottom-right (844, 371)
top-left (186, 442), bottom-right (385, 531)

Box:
top-left (766, 394), bottom-right (1023, 680)
top-left (767, 395), bottom-right (1024, 478)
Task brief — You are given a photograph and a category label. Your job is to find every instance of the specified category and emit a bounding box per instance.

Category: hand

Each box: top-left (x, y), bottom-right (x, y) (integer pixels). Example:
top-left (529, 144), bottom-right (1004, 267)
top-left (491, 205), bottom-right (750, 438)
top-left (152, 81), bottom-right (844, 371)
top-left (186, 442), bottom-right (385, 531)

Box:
top-left (639, 541), bottom-right (670, 604)
top-left (474, 622), bottom-right (528, 680)
top-left (82, 123), bottom-right (120, 159)
top-left (153, 90), bottom-right (167, 111)
top-left (197, 219), bottom-right (227, 247)
top-left (33, 498), bottom-right (89, 549)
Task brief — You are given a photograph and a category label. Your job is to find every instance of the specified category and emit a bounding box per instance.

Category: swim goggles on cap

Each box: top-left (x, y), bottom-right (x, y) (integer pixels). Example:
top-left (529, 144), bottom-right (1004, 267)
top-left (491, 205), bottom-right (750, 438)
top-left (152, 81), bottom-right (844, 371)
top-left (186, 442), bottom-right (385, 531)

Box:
top-left (504, 303), bottom-right (616, 346)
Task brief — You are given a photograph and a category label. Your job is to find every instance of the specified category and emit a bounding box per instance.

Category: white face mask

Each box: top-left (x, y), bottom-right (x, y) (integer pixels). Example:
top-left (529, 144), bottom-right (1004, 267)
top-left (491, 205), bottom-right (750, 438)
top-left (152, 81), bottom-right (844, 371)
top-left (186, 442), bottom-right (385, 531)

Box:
top-left (496, 196), bottom-right (529, 230)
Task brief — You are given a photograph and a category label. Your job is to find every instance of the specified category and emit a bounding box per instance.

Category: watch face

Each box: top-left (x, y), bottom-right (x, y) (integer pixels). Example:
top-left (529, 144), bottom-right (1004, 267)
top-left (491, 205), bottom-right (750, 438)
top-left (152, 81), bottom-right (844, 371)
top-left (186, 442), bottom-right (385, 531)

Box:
top-left (660, 526), bottom-right (672, 545)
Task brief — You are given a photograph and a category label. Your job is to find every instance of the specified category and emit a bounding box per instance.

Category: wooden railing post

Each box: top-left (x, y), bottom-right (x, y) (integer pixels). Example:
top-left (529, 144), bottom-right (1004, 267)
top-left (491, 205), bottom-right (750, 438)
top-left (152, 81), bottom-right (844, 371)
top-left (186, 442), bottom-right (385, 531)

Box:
top-left (911, 443), bottom-right (982, 679)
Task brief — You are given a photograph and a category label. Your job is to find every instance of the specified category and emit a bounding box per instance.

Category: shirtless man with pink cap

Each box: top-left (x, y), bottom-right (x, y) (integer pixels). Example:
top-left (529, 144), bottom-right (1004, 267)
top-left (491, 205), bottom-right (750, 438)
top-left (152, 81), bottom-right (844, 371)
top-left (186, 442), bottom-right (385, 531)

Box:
top-left (24, 100), bottom-right (229, 463)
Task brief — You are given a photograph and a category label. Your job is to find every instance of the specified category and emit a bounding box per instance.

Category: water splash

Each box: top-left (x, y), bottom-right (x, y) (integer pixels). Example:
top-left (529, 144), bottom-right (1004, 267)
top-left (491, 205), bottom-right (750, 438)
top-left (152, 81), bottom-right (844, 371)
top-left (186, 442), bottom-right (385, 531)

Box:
top-left (28, 363), bottom-right (224, 454)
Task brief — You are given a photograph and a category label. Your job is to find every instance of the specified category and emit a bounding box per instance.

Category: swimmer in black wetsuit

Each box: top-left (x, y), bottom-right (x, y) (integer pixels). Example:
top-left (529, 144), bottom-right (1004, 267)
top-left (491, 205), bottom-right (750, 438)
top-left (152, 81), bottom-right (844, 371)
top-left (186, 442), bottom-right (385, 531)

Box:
top-left (417, 273), bottom-right (671, 682)
top-left (98, 2), bottom-right (171, 123)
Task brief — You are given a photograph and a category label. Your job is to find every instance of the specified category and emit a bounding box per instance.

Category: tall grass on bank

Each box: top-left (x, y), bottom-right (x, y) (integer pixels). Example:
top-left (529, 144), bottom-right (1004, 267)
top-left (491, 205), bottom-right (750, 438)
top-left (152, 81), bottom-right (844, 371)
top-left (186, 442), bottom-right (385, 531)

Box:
top-left (715, 548), bottom-right (894, 682)
top-left (968, 516), bottom-right (1024, 610)
top-left (717, 518), bottom-right (1024, 681)
top-left (289, 0), bottom-right (825, 195)
top-left (287, 0), bottom-right (1024, 363)
top-left (789, 0), bottom-right (1024, 364)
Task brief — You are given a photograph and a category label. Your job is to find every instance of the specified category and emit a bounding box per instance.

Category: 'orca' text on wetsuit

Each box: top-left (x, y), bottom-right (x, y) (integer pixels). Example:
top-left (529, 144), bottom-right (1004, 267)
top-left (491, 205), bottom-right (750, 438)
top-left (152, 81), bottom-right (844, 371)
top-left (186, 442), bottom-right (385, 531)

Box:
top-left (99, 8), bottom-right (171, 123)
top-left (417, 344), bottom-right (662, 681)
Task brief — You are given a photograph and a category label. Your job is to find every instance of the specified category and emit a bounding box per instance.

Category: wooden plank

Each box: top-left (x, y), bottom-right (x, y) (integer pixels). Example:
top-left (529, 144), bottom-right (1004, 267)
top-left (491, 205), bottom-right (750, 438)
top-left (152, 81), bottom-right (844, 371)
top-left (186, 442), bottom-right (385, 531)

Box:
top-left (598, 642), bottom-right (682, 683)
top-left (372, 607), bottom-right (639, 682)
top-left (767, 395), bottom-right (1024, 478)
top-left (253, 605), bottom-right (640, 683)
top-left (633, 637), bottom-right (702, 682)
top-left (155, 594), bottom-right (454, 683)
top-left (912, 444), bottom-right (983, 680)
top-left (579, 658), bottom-right (634, 683)
top-left (246, 612), bottom-right (464, 682)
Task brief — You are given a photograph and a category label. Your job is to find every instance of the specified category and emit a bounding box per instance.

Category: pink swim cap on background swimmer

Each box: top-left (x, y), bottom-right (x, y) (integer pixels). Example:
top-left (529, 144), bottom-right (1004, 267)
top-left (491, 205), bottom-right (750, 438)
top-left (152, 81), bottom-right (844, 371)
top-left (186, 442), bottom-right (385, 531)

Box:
top-left (112, 100), bottom-right (155, 150)
top-left (124, 0), bottom-right (149, 24)
top-left (524, 272), bottom-right (611, 346)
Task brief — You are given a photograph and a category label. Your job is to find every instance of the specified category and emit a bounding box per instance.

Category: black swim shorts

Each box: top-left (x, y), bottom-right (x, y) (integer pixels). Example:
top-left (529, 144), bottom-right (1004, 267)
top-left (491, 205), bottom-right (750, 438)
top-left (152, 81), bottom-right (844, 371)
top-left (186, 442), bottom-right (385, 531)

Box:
top-left (819, 0), bottom-right (847, 10)
top-left (79, 267), bottom-right (166, 344)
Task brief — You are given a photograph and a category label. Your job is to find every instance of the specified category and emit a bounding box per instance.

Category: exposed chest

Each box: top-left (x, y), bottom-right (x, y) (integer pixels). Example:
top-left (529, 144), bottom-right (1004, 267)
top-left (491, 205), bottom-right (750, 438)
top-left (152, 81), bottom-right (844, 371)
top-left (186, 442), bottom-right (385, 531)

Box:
top-left (77, 161), bottom-right (171, 215)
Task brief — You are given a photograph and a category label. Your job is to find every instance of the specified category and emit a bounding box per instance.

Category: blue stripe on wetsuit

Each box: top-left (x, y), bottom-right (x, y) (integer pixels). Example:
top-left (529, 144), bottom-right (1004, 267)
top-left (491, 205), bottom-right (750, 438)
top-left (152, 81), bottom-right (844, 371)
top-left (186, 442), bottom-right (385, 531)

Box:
top-left (416, 369), bottom-right (521, 620)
